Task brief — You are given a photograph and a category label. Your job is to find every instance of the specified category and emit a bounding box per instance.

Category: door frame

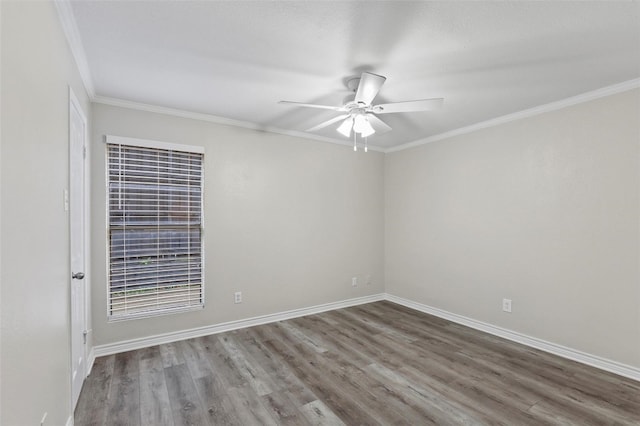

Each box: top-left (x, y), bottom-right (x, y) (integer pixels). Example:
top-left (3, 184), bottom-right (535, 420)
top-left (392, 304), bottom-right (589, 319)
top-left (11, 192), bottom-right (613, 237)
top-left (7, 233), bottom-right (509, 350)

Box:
top-left (69, 86), bottom-right (90, 411)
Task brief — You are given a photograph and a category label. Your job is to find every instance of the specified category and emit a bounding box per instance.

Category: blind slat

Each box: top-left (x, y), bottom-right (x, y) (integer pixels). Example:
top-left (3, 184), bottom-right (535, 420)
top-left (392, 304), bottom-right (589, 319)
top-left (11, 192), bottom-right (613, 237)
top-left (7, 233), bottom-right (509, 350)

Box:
top-left (107, 141), bottom-right (204, 319)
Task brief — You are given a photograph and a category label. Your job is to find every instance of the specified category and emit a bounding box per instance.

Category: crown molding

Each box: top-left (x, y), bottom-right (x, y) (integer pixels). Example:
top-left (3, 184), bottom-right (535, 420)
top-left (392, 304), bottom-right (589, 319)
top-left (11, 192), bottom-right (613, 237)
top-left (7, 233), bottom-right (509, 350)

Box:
top-left (93, 96), bottom-right (386, 152)
top-left (95, 78), bottom-right (638, 155)
top-left (54, 0), bottom-right (95, 98)
top-left (53, 0), bottom-right (637, 155)
top-left (386, 78), bottom-right (640, 153)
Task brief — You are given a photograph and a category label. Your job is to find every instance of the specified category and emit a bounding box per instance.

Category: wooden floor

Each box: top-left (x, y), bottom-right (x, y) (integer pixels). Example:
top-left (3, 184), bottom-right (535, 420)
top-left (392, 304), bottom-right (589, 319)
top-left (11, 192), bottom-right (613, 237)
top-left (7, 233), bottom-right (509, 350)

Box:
top-left (75, 301), bottom-right (640, 425)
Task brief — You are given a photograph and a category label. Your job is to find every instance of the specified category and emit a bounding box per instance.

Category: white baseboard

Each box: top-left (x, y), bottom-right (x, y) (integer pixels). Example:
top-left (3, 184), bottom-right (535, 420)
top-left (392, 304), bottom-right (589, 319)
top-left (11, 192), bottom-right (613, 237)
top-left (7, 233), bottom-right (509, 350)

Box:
top-left (86, 291), bottom-right (639, 383)
top-left (86, 347), bottom-right (96, 376)
top-left (92, 293), bottom-right (385, 359)
top-left (385, 293), bottom-right (640, 382)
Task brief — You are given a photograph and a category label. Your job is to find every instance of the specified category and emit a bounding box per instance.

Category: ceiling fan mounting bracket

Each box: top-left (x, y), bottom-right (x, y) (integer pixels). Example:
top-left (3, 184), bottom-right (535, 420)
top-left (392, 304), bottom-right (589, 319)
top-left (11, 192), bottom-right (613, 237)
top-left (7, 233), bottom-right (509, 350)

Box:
top-left (346, 77), bottom-right (361, 92)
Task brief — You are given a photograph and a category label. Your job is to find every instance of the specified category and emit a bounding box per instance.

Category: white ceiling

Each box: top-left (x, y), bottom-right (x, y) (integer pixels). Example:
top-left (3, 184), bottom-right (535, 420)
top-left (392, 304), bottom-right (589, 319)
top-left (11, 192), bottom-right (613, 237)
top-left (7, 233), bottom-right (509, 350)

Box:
top-left (68, 1), bottom-right (640, 149)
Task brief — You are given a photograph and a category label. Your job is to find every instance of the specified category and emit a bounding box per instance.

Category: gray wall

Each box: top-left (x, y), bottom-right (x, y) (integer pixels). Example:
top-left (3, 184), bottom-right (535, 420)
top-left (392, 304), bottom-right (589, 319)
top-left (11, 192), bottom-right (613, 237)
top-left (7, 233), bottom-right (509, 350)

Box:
top-left (385, 89), bottom-right (640, 368)
top-left (90, 104), bottom-right (385, 345)
top-left (0, 1), bottom-right (91, 425)
top-left (1, 4), bottom-right (637, 424)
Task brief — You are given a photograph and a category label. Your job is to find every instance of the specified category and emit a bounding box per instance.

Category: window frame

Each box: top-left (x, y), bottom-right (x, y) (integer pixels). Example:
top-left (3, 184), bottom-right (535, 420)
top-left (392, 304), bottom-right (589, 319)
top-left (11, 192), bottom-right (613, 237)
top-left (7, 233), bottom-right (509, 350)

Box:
top-left (105, 135), bottom-right (205, 321)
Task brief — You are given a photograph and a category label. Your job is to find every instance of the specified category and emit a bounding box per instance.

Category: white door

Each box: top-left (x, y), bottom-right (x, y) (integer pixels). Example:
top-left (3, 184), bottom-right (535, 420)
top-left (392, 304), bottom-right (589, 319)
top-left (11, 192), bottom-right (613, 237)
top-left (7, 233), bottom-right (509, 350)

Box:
top-left (70, 88), bottom-right (88, 409)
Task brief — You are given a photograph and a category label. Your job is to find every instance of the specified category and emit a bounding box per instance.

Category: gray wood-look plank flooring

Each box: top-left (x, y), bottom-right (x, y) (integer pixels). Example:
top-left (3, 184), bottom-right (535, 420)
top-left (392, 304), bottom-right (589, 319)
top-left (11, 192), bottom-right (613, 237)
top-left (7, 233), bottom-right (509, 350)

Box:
top-left (75, 301), bottom-right (640, 425)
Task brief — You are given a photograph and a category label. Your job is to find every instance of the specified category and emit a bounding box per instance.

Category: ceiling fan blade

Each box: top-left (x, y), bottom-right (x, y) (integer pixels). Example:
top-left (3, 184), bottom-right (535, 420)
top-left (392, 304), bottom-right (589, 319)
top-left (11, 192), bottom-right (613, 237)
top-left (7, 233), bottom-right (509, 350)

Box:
top-left (278, 101), bottom-right (345, 111)
top-left (366, 114), bottom-right (392, 135)
top-left (354, 72), bottom-right (386, 105)
top-left (372, 98), bottom-right (444, 114)
top-left (306, 114), bottom-right (350, 132)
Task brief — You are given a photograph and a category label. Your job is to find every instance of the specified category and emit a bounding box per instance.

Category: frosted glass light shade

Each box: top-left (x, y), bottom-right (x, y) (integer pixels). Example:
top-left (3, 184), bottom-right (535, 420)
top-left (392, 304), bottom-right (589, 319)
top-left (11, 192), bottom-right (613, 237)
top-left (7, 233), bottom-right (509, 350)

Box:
top-left (337, 117), bottom-right (353, 137)
top-left (353, 114), bottom-right (375, 136)
top-left (353, 114), bottom-right (367, 132)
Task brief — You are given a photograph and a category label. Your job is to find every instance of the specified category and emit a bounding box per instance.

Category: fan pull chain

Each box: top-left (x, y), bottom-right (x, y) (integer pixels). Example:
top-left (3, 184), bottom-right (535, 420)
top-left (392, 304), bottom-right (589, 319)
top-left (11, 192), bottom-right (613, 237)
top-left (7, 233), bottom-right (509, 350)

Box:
top-left (353, 132), bottom-right (357, 152)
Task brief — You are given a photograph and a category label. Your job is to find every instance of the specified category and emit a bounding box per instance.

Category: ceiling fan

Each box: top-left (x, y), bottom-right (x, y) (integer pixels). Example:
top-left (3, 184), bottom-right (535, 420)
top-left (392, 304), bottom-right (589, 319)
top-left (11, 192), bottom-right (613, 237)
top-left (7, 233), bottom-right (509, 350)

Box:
top-left (278, 72), bottom-right (443, 149)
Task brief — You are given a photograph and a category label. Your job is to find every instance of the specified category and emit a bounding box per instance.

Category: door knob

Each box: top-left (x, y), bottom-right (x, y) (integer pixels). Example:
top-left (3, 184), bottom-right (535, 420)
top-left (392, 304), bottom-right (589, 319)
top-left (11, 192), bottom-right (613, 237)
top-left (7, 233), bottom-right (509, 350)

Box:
top-left (72, 272), bottom-right (85, 280)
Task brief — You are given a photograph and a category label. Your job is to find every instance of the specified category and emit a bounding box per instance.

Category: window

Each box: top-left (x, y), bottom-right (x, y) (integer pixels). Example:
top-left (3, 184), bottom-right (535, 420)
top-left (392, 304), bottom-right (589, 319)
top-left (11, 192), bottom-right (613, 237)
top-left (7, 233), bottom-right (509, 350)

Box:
top-left (106, 136), bottom-right (204, 320)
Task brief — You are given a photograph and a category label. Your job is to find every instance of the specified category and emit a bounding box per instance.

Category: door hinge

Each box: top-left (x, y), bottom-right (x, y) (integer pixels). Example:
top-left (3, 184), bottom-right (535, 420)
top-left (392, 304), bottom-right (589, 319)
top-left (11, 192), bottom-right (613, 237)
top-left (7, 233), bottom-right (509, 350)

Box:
top-left (83, 330), bottom-right (88, 344)
top-left (82, 146), bottom-right (87, 159)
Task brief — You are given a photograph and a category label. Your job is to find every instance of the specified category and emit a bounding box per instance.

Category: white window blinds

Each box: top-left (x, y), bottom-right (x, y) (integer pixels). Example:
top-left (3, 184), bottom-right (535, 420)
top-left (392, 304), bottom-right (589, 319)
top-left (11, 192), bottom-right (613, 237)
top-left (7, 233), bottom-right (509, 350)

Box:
top-left (106, 137), bottom-right (204, 320)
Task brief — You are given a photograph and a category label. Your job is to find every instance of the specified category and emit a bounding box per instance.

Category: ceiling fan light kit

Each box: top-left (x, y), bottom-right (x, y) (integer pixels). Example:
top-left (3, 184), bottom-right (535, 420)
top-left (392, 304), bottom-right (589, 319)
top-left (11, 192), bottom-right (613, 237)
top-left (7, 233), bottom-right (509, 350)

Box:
top-left (353, 114), bottom-right (375, 136)
top-left (337, 116), bottom-right (353, 137)
top-left (279, 71), bottom-right (444, 151)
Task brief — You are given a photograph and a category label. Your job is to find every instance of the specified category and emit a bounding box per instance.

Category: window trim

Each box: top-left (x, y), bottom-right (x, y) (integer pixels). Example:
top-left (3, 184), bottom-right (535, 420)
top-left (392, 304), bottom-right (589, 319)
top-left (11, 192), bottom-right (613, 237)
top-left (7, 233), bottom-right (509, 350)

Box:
top-left (106, 135), bottom-right (205, 154)
top-left (105, 135), bottom-right (205, 321)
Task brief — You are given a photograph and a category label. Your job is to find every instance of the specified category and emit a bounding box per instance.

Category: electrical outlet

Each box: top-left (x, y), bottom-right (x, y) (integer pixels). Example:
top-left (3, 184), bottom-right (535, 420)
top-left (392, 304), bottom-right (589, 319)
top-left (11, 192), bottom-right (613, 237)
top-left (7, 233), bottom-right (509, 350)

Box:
top-left (502, 298), bottom-right (512, 313)
top-left (352, 277), bottom-right (358, 287)
top-left (234, 292), bottom-right (242, 304)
